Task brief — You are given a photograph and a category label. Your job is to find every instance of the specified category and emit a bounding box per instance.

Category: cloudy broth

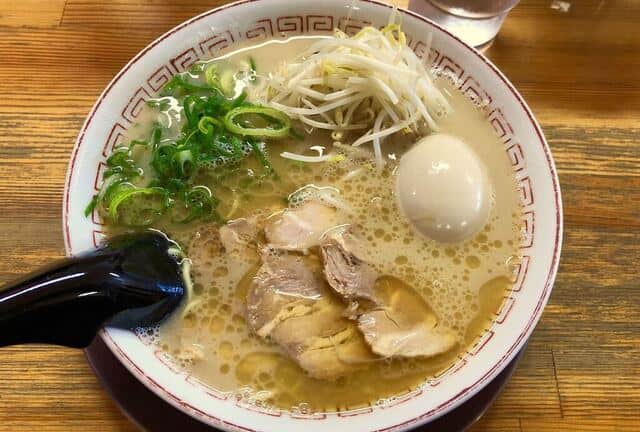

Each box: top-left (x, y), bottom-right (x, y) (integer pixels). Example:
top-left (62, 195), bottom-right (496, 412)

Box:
top-left (121, 36), bottom-right (522, 413)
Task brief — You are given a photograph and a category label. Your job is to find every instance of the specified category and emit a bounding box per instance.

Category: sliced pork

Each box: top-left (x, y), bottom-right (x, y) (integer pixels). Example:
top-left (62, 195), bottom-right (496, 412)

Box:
top-left (357, 277), bottom-right (457, 358)
top-left (246, 249), bottom-right (376, 379)
top-left (248, 207), bottom-right (456, 370)
top-left (320, 227), bottom-right (379, 304)
top-left (219, 214), bottom-right (264, 255)
top-left (264, 201), bottom-right (339, 252)
top-left (358, 309), bottom-right (457, 358)
top-left (246, 251), bottom-right (324, 337)
top-left (320, 229), bottom-right (457, 359)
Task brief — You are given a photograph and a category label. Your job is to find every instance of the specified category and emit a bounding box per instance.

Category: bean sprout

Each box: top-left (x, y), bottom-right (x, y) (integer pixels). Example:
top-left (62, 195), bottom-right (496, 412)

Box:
top-left (262, 19), bottom-right (451, 168)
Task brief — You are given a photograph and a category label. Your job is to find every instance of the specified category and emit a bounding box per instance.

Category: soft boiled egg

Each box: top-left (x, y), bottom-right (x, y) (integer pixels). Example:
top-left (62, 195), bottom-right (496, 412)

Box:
top-left (396, 133), bottom-right (492, 243)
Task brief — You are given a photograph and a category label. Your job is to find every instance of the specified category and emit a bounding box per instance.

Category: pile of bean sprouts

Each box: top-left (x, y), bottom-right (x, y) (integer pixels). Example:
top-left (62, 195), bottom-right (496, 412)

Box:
top-left (262, 21), bottom-right (451, 168)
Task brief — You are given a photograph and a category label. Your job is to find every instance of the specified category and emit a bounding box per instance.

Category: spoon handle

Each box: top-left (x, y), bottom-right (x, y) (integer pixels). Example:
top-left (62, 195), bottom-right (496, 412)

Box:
top-left (0, 234), bottom-right (184, 348)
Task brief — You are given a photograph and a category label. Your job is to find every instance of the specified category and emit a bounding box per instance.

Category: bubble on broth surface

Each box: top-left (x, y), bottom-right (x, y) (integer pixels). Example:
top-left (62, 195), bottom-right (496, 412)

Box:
top-left (135, 324), bottom-right (160, 345)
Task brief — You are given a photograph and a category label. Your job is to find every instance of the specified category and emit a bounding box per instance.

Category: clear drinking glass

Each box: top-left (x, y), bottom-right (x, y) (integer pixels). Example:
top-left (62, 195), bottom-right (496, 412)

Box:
top-left (409, 0), bottom-right (520, 49)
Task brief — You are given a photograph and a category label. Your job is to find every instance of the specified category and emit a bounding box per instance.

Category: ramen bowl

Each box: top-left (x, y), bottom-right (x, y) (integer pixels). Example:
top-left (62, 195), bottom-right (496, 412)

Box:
top-left (63, 0), bottom-right (562, 430)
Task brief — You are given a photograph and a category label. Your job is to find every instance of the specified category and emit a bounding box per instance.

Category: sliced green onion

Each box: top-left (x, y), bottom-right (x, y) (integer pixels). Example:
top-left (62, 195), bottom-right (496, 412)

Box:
top-left (205, 64), bottom-right (235, 96)
top-left (88, 59), bottom-right (297, 226)
top-left (106, 147), bottom-right (131, 167)
top-left (164, 178), bottom-right (188, 194)
top-left (146, 98), bottom-right (170, 111)
top-left (230, 91), bottom-right (247, 108)
top-left (152, 143), bottom-right (177, 177)
top-left (189, 62), bottom-right (206, 74)
top-left (205, 64), bottom-right (219, 89)
top-left (219, 69), bottom-right (235, 96)
top-left (170, 186), bottom-right (218, 223)
top-left (183, 95), bottom-right (204, 127)
top-left (187, 186), bottom-right (217, 221)
top-left (224, 106), bottom-right (291, 138)
top-left (162, 74), bottom-right (212, 95)
top-left (108, 187), bottom-right (168, 226)
top-left (98, 174), bottom-right (126, 206)
top-left (198, 116), bottom-right (223, 134)
top-left (128, 139), bottom-right (149, 150)
top-left (249, 141), bottom-right (274, 175)
top-left (84, 195), bottom-right (98, 217)
top-left (172, 149), bottom-right (195, 177)
top-left (248, 57), bottom-right (258, 83)
top-left (150, 125), bottom-right (162, 147)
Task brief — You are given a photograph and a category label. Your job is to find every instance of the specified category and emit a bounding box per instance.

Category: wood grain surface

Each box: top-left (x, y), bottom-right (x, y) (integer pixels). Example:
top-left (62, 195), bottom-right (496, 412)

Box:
top-left (0, 0), bottom-right (638, 431)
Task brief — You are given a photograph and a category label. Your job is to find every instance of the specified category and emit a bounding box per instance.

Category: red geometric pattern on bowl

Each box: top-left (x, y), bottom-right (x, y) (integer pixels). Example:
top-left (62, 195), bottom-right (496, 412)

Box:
top-left (277, 16), bottom-right (303, 34)
top-left (519, 176), bottom-right (534, 207)
top-left (91, 229), bottom-right (107, 248)
top-left (379, 390), bottom-right (425, 410)
top-left (338, 16), bottom-right (372, 35)
top-left (411, 39), bottom-right (441, 67)
top-left (511, 255), bottom-right (531, 292)
top-left (451, 358), bottom-right (469, 375)
top-left (495, 297), bottom-right (516, 325)
top-left (90, 207), bottom-right (104, 226)
top-left (102, 122), bottom-right (127, 157)
top-left (436, 55), bottom-right (464, 80)
top-left (93, 162), bottom-right (108, 192)
top-left (171, 47), bottom-right (200, 73)
top-left (154, 349), bottom-right (183, 375)
top-left (488, 107), bottom-right (514, 143)
top-left (289, 411), bottom-right (328, 421)
top-left (246, 18), bottom-right (274, 40)
top-left (147, 65), bottom-right (176, 92)
top-left (426, 355), bottom-right (467, 386)
top-left (338, 407), bottom-right (375, 417)
top-left (88, 13), bottom-right (538, 421)
top-left (460, 75), bottom-right (493, 106)
top-left (468, 329), bottom-right (495, 356)
top-left (506, 142), bottom-right (525, 173)
top-left (306, 15), bottom-right (334, 32)
top-left (121, 86), bottom-right (151, 123)
top-left (199, 30), bottom-right (236, 57)
top-left (236, 403), bottom-right (283, 418)
top-left (521, 211), bottom-right (535, 248)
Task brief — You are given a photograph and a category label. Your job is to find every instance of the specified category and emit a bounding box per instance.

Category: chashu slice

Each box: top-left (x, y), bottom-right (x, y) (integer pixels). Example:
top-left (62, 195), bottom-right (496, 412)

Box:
top-left (296, 326), bottom-right (375, 379)
top-left (246, 249), bottom-right (376, 380)
top-left (246, 251), bottom-right (324, 337)
top-left (358, 309), bottom-right (457, 358)
top-left (320, 227), bottom-right (379, 304)
top-left (319, 228), bottom-right (457, 359)
top-left (264, 201), bottom-right (340, 252)
top-left (357, 277), bottom-right (458, 358)
top-left (219, 213), bottom-right (265, 258)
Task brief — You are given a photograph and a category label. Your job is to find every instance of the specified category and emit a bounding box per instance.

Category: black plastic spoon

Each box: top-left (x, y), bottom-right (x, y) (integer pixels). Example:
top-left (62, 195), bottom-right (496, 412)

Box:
top-left (0, 232), bottom-right (185, 348)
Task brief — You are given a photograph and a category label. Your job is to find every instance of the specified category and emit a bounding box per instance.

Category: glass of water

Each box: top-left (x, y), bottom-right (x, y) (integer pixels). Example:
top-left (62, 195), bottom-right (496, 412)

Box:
top-left (409, 0), bottom-right (520, 49)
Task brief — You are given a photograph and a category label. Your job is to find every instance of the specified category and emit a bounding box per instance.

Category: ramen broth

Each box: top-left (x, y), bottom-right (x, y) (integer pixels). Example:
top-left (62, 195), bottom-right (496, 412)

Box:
top-left (120, 37), bottom-right (522, 412)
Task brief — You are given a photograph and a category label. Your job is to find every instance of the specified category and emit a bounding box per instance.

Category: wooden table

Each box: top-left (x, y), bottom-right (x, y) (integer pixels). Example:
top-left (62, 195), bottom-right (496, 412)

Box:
top-left (0, 0), bottom-right (638, 431)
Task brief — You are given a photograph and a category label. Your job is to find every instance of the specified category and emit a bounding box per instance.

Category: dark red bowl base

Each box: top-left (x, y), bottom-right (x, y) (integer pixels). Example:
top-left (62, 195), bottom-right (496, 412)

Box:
top-left (85, 337), bottom-right (522, 432)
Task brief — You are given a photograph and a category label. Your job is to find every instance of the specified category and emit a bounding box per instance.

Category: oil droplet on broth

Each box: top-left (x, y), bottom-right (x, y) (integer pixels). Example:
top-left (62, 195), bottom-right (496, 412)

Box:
top-left (465, 255), bottom-right (481, 269)
top-left (219, 341), bottom-right (234, 359)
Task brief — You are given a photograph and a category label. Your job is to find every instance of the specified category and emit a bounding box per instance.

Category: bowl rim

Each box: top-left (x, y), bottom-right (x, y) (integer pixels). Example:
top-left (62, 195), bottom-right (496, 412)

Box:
top-left (63, 0), bottom-right (563, 430)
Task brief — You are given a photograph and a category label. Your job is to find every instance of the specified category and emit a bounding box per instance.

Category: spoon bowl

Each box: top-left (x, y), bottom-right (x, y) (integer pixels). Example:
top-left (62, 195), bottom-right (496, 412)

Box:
top-left (0, 232), bottom-right (185, 348)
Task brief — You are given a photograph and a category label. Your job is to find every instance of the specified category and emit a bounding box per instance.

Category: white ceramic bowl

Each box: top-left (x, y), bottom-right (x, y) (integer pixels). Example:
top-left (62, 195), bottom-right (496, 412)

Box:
top-left (63, 0), bottom-right (563, 430)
